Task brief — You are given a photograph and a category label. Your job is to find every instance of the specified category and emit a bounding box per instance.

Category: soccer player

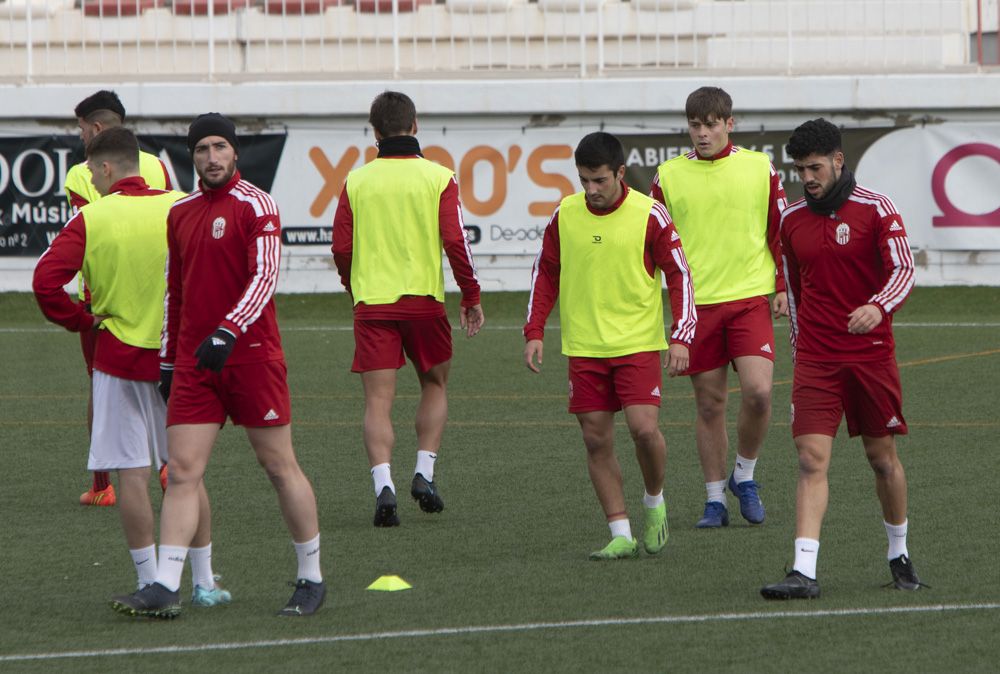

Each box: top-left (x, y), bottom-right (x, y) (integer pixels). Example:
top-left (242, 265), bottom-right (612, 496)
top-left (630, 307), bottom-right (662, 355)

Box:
top-left (65, 90), bottom-right (174, 507)
top-left (110, 113), bottom-right (325, 618)
top-left (524, 132), bottom-right (696, 560)
top-left (34, 128), bottom-right (229, 606)
top-left (761, 119), bottom-right (923, 598)
top-left (332, 91), bottom-right (484, 527)
top-left (651, 86), bottom-right (787, 528)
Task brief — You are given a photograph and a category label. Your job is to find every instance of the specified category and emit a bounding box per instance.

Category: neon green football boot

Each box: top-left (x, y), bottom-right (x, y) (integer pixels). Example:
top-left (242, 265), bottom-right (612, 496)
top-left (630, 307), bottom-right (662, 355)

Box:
top-left (589, 536), bottom-right (639, 561)
top-left (642, 502), bottom-right (669, 554)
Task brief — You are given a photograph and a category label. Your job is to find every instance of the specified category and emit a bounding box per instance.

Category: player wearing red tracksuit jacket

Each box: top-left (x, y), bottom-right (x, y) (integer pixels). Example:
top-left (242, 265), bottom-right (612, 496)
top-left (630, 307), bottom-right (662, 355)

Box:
top-left (111, 114), bottom-right (325, 620)
top-left (761, 118), bottom-right (924, 601)
top-left (523, 133), bottom-right (696, 560)
top-left (64, 89), bottom-right (176, 507)
top-left (161, 172), bottom-right (284, 377)
top-left (649, 87), bottom-right (788, 530)
top-left (331, 91), bottom-right (484, 528)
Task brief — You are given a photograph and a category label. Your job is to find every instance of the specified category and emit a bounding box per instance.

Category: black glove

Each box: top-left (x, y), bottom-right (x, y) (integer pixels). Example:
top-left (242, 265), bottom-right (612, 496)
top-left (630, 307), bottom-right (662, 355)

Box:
top-left (158, 365), bottom-right (173, 404)
top-left (194, 328), bottom-right (237, 372)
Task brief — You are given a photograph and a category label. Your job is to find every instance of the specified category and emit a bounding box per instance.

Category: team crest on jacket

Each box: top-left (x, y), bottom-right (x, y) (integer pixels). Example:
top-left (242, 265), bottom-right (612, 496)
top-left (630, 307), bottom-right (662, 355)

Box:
top-left (835, 222), bottom-right (850, 245)
top-left (212, 217), bottom-right (226, 239)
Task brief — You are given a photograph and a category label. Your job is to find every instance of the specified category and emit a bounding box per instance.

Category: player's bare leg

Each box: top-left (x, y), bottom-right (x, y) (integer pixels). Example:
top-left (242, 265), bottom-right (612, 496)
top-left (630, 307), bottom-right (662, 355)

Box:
top-left (247, 423), bottom-right (325, 613)
top-left (622, 404), bottom-right (665, 494)
top-left (117, 466), bottom-right (153, 549)
top-left (412, 360), bottom-right (450, 513)
top-left (760, 433), bottom-right (830, 599)
top-left (691, 366), bottom-right (729, 483)
top-left (361, 369), bottom-right (397, 467)
top-left (691, 366), bottom-right (731, 526)
top-left (732, 355), bottom-right (773, 462)
top-left (414, 360), bottom-right (450, 454)
top-left (863, 433), bottom-right (922, 589)
top-left (192, 482), bottom-right (213, 547)
top-left (623, 404), bottom-right (669, 554)
top-left (361, 368), bottom-right (400, 524)
top-left (794, 433), bottom-right (833, 541)
top-left (159, 423), bottom-right (218, 547)
top-left (729, 355), bottom-right (771, 523)
top-left (579, 411), bottom-right (637, 559)
top-left (578, 411), bottom-right (624, 516)
top-left (247, 425), bottom-right (319, 542)
top-left (863, 434), bottom-right (907, 525)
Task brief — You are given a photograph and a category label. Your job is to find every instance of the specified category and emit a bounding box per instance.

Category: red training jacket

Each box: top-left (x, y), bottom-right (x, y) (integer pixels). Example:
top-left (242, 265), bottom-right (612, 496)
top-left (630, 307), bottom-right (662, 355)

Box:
top-left (162, 170), bottom-right (284, 368)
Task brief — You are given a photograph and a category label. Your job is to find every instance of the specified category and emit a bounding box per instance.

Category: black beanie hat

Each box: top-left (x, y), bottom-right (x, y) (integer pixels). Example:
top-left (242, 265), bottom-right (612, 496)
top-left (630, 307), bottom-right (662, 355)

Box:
top-left (187, 113), bottom-right (239, 153)
top-left (74, 90), bottom-right (126, 122)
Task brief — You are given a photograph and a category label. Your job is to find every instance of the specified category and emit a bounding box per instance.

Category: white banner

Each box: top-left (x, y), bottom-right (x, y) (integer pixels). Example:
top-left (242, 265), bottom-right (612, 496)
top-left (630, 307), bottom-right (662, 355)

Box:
top-left (856, 123), bottom-right (1000, 250)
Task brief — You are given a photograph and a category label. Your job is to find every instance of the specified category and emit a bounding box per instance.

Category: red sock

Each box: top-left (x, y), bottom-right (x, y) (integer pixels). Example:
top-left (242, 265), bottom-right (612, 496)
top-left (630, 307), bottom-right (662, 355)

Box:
top-left (92, 471), bottom-right (111, 491)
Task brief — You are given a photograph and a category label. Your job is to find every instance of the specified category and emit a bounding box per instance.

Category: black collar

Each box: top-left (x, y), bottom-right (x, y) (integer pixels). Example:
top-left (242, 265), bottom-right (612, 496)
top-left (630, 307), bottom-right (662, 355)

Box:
top-left (377, 135), bottom-right (422, 158)
top-left (805, 166), bottom-right (856, 216)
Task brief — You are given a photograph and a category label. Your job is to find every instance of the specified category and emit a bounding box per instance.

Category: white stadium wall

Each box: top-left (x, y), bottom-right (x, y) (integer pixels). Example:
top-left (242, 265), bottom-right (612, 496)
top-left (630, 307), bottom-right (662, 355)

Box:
top-left (2, 74), bottom-right (1000, 292)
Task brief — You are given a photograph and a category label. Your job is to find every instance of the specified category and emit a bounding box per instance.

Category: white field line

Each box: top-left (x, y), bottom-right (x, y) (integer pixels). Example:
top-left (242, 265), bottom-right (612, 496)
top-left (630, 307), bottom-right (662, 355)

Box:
top-left (3, 322), bottom-right (999, 334)
top-left (2, 603), bottom-right (998, 663)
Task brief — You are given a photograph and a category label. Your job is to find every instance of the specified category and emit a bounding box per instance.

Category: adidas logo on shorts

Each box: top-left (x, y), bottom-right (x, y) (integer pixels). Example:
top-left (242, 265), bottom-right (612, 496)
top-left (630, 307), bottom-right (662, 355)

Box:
top-left (263, 409), bottom-right (279, 421)
top-left (886, 416), bottom-right (901, 428)
top-left (760, 343), bottom-right (773, 354)
top-left (651, 386), bottom-right (661, 398)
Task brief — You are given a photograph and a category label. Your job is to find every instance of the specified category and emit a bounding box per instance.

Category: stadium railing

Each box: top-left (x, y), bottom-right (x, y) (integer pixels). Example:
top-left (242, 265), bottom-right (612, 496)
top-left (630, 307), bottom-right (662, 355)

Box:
top-left (0, 0), bottom-right (995, 80)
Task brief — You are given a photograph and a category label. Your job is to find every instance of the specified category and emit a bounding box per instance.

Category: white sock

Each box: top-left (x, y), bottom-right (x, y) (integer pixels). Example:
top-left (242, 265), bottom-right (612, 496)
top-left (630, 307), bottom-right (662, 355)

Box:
top-left (706, 480), bottom-right (726, 504)
top-left (154, 545), bottom-right (188, 592)
top-left (609, 517), bottom-right (632, 540)
top-left (130, 545), bottom-right (157, 590)
top-left (371, 463), bottom-right (394, 497)
top-left (885, 519), bottom-right (909, 560)
top-left (415, 450), bottom-right (437, 481)
top-left (733, 454), bottom-right (758, 483)
top-left (793, 537), bottom-right (820, 580)
top-left (294, 534), bottom-right (323, 583)
top-left (189, 544), bottom-right (215, 590)
top-left (642, 491), bottom-right (664, 508)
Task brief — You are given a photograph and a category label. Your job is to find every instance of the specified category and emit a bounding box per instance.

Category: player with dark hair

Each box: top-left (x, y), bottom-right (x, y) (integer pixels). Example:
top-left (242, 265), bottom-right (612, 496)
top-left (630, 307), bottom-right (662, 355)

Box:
top-left (67, 90), bottom-right (172, 211)
top-left (651, 86), bottom-right (788, 529)
top-left (525, 132), bottom-right (697, 560)
top-left (64, 89), bottom-right (174, 507)
top-left (333, 91), bottom-right (484, 527)
top-left (761, 118), bottom-right (923, 598)
top-left (110, 113), bottom-right (325, 618)
top-left (34, 128), bottom-right (228, 606)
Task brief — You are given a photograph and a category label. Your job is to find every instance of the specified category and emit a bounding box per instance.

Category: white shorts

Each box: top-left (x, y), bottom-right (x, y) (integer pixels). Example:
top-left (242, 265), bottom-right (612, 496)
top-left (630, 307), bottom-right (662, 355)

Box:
top-left (89, 370), bottom-right (168, 471)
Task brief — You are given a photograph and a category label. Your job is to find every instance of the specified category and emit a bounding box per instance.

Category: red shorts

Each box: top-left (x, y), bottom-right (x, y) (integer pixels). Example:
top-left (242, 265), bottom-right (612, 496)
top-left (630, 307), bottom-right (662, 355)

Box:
top-left (352, 317), bottom-right (452, 373)
top-left (167, 360), bottom-right (292, 427)
top-left (791, 358), bottom-right (907, 438)
top-left (567, 351), bottom-right (663, 414)
top-left (687, 296), bottom-right (775, 375)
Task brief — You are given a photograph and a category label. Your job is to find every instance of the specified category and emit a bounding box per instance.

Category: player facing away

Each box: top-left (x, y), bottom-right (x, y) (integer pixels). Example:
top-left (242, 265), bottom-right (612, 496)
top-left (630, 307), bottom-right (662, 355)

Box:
top-left (111, 113), bottom-right (325, 618)
top-left (524, 132), bottom-right (697, 560)
top-left (332, 91), bottom-right (484, 527)
top-left (34, 128), bottom-right (228, 606)
top-left (761, 119), bottom-right (924, 599)
top-left (651, 86), bottom-right (788, 529)
top-left (64, 90), bottom-right (174, 507)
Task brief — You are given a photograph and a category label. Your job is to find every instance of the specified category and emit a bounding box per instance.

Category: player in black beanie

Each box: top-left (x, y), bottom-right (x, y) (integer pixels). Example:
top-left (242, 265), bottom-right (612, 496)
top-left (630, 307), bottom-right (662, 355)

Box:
top-left (186, 113), bottom-right (239, 154)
